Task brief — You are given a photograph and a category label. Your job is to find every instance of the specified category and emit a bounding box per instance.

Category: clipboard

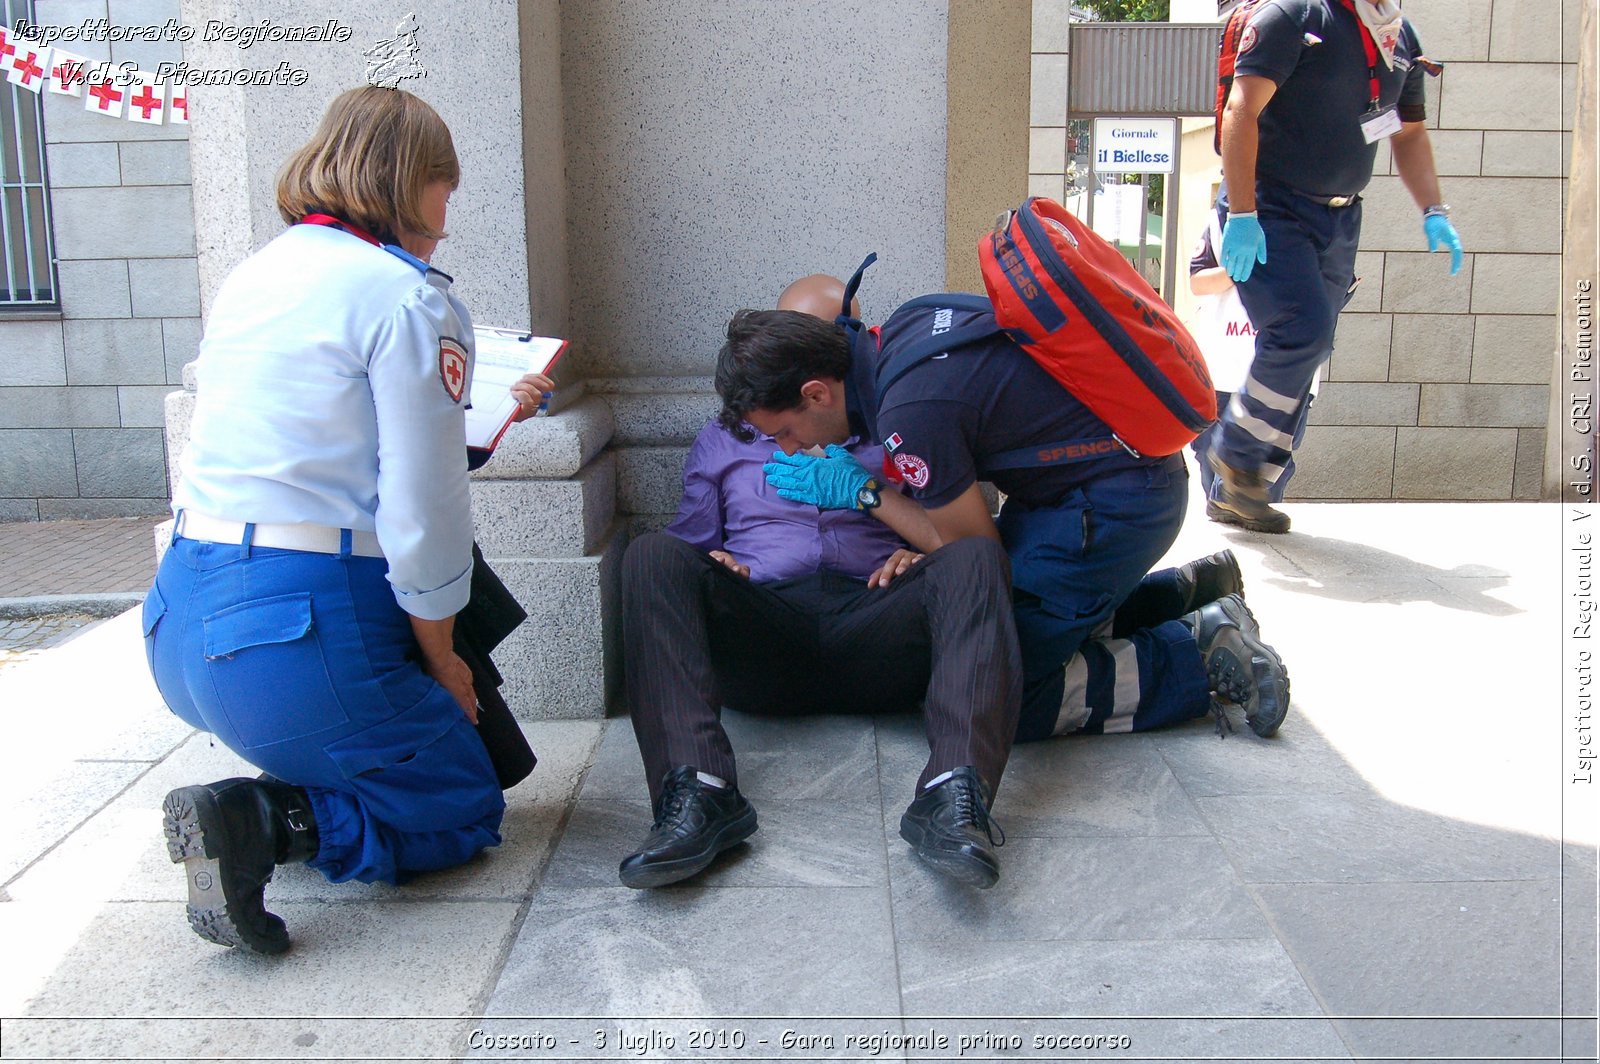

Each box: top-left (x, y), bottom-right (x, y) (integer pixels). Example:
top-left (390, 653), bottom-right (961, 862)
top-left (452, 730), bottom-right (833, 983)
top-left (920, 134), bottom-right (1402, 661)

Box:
top-left (464, 326), bottom-right (568, 452)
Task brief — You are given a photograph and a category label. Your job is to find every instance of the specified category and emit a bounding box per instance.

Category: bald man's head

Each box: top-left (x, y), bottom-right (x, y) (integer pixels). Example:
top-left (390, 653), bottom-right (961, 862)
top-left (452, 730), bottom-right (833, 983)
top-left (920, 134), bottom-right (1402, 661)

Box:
top-left (777, 274), bottom-right (859, 321)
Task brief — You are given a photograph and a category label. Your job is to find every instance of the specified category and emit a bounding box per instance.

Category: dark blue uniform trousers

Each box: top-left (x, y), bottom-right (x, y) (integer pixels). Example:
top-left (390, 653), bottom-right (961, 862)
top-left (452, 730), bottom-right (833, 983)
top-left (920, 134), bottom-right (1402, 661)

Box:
top-left (143, 533), bottom-right (504, 885)
top-left (623, 533), bottom-right (1022, 802)
top-left (1213, 183), bottom-right (1361, 486)
top-left (1003, 458), bottom-right (1211, 741)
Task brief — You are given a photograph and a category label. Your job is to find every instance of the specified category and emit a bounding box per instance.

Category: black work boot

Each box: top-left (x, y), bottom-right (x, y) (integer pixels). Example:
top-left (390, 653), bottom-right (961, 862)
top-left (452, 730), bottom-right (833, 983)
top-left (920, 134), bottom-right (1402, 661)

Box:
top-left (161, 777), bottom-right (319, 954)
top-left (1173, 549), bottom-right (1244, 613)
top-left (1207, 452), bottom-right (1291, 534)
top-left (618, 766), bottom-right (757, 889)
top-left (899, 767), bottom-right (1004, 889)
top-left (1185, 594), bottom-right (1291, 737)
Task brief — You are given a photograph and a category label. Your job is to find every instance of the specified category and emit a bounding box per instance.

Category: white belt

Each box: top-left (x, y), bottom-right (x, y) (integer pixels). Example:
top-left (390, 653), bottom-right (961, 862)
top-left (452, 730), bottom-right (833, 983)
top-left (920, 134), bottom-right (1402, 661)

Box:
top-left (176, 511), bottom-right (385, 559)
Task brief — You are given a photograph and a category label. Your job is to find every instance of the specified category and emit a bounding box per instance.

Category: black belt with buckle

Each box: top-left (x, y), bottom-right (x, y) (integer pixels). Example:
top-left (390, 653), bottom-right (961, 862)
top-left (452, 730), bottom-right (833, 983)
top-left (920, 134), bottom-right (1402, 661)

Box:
top-left (1303, 192), bottom-right (1359, 208)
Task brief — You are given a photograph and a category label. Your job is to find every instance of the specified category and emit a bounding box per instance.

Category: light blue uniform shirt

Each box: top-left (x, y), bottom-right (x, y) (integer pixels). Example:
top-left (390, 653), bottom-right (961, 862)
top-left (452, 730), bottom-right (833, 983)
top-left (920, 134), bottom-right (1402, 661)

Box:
top-left (175, 223), bottom-right (477, 620)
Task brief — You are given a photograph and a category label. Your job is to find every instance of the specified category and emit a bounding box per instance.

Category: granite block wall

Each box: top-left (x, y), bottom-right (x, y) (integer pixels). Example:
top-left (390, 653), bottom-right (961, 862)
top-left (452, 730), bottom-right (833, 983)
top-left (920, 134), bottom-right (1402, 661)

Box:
top-left (0, 0), bottom-right (196, 520)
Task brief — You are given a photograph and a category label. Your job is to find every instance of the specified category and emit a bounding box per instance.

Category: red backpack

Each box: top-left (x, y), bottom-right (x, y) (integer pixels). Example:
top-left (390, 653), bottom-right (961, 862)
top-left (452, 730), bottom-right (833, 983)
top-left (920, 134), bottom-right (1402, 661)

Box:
top-left (1214, 0), bottom-right (1272, 155)
top-left (975, 196), bottom-right (1215, 458)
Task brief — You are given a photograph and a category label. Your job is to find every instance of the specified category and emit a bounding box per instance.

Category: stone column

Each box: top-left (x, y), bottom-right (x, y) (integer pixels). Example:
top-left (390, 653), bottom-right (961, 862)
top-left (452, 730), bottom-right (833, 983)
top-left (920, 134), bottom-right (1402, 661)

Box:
top-left (167, 0), bottom-right (618, 719)
top-left (946, 0), bottom-right (1031, 294)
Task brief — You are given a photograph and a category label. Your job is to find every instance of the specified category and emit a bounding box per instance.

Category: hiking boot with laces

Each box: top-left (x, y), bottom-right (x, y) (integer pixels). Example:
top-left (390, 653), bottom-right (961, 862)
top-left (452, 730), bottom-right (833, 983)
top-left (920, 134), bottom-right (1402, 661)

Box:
top-left (1173, 549), bottom-right (1244, 613)
top-left (1185, 593), bottom-right (1291, 737)
top-left (618, 766), bottom-right (757, 889)
top-left (898, 766), bottom-right (1004, 889)
top-left (161, 777), bottom-right (319, 955)
top-left (1207, 452), bottom-right (1291, 534)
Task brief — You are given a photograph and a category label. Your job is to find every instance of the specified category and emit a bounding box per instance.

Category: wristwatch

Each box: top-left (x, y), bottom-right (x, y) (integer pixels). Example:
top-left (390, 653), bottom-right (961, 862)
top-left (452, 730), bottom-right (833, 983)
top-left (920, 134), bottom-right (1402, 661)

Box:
top-left (855, 479), bottom-right (882, 511)
top-left (1423, 203), bottom-right (1451, 218)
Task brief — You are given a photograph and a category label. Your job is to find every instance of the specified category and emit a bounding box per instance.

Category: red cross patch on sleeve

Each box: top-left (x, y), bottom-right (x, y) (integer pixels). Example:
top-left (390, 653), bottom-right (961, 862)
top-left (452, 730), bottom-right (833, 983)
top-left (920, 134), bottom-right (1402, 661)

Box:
top-left (893, 452), bottom-right (931, 490)
top-left (439, 338), bottom-right (468, 402)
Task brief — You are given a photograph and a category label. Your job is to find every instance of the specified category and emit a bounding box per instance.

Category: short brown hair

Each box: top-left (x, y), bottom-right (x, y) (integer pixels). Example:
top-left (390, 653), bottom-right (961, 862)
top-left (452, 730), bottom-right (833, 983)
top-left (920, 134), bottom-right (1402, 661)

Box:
top-left (275, 87), bottom-right (459, 244)
top-left (715, 310), bottom-right (853, 441)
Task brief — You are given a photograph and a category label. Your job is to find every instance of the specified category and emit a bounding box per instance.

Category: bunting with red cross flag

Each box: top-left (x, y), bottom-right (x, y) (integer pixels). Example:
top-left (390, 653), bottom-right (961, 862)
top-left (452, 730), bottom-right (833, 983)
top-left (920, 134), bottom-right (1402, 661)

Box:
top-left (126, 71), bottom-right (166, 124)
top-left (0, 25), bottom-right (18, 71)
top-left (4, 41), bottom-right (50, 92)
top-left (83, 64), bottom-right (125, 117)
top-left (168, 82), bottom-right (189, 124)
top-left (47, 49), bottom-right (90, 97)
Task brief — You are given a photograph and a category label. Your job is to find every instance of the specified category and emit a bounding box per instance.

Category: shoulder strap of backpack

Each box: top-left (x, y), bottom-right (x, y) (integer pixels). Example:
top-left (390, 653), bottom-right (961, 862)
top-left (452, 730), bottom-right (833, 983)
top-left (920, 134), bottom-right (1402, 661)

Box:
top-left (873, 297), bottom-right (1002, 410)
top-left (839, 252), bottom-right (878, 324)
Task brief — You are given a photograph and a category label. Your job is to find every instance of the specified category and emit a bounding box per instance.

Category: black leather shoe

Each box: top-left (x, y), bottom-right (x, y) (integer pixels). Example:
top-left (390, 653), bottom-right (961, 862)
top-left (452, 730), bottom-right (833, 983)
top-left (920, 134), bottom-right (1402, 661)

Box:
top-left (1207, 453), bottom-right (1291, 534)
top-left (1173, 549), bottom-right (1243, 613)
top-left (618, 766), bottom-right (757, 889)
top-left (1185, 594), bottom-right (1291, 737)
top-left (898, 767), bottom-right (1004, 889)
top-left (162, 777), bottom-right (318, 954)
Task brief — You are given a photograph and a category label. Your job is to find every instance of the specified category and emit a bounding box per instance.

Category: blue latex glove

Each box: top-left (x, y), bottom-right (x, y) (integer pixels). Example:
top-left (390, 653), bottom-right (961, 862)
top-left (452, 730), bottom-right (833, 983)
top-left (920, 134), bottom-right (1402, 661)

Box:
top-left (1424, 213), bottom-right (1463, 275)
top-left (1221, 212), bottom-right (1268, 283)
top-left (763, 443), bottom-right (873, 510)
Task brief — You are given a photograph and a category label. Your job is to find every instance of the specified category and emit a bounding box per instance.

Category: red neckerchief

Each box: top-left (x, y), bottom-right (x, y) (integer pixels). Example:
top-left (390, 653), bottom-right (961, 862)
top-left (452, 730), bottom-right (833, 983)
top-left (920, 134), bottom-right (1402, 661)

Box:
top-left (298, 213), bottom-right (383, 247)
top-left (1335, 0), bottom-right (1384, 107)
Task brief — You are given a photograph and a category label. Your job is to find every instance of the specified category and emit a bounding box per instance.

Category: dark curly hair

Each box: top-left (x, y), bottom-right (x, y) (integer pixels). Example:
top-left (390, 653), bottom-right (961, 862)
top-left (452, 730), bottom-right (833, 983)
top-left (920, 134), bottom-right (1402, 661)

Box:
top-left (714, 309), bottom-right (853, 442)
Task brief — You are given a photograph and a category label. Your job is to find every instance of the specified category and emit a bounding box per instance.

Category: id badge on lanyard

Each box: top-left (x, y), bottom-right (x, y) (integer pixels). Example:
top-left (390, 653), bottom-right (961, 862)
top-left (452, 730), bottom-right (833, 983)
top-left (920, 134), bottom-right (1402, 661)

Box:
top-left (1360, 105), bottom-right (1401, 143)
top-left (1340, 0), bottom-right (1399, 143)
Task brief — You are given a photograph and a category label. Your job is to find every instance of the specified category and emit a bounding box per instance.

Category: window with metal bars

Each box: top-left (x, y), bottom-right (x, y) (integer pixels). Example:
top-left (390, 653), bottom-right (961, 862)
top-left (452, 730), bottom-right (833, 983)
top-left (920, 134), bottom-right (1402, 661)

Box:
top-left (1, 0), bottom-right (59, 308)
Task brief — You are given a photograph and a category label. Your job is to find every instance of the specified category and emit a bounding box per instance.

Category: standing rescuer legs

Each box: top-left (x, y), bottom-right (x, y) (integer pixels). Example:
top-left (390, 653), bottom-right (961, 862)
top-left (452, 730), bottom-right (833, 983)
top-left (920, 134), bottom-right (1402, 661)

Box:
top-left (1209, 0), bottom-right (1461, 533)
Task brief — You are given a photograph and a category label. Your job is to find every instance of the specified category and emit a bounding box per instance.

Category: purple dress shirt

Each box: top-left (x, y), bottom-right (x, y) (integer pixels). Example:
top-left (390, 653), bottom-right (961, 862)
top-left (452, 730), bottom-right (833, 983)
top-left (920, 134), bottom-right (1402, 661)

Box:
top-left (665, 420), bottom-right (909, 584)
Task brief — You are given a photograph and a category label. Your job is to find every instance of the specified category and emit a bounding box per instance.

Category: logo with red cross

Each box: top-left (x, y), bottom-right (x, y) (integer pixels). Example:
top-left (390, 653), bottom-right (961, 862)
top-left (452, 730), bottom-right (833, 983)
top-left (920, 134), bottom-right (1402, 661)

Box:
top-left (439, 337), bottom-right (468, 403)
top-left (893, 452), bottom-right (931, 490)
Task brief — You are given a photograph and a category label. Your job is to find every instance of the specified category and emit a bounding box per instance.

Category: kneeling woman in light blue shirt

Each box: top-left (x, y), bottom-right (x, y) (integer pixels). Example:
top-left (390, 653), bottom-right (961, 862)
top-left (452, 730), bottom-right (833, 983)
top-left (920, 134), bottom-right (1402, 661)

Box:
top-left (144, 86), bottom-right (516, 955)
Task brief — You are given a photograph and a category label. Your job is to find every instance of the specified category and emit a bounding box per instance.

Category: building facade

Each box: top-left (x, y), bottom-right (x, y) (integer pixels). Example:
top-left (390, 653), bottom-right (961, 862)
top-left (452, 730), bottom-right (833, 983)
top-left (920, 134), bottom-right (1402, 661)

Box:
top-left (0, 0), bottom-right (199, 521)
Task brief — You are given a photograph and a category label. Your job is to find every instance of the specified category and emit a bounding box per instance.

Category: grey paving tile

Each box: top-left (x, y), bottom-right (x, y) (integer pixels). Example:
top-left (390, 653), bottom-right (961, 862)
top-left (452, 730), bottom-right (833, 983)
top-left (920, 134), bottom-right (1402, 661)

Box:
top-left (1563, 1019), bottom-right (1599, 1061)
top-left (1329, 1018), bottom-right (1563, 1062)
top-left (1195, 792), bottom-right (1562, 883)
top-left (721, 710), bottom-right (883, 801)
top-left (1149, 717), bottom-right (1365, 799)
top-left (10, 724), bottom-right (600, 906)
top-left (888, 835), bottom-right (1268, 943)
top-left (879, 715), bottom-right (1216, 838)
top-left (0, 759), bottom-right (148, 886)
top-left (577, 713), bottom-right (653, 798)
top-left (898, 938), bottom-right (1346, 1059)
top-left (586, 712), bottom-right (880, 802)
top-left (1563, 862), bottom-right (1597, 1015)
top-left (547, 798), bottom-right (886, 889)
top-left (996, 733), bottom-right (1214, 838)
top-left (4, 899), bottom-right (512, 1059)
top-left (72, 705), bottom-right (192, 763)
top-left (1256, 880), bottom-right (1564, 1061)
top-left (485, 886), bottom-right (900, 1019)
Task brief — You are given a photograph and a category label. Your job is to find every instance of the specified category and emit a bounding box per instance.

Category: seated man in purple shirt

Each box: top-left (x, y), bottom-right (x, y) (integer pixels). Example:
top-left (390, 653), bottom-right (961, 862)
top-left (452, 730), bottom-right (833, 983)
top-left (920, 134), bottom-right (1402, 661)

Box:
top-left (620, 278), bottom-right (1022, 890)
top-left (620, 414), bottom-right (1022, 889)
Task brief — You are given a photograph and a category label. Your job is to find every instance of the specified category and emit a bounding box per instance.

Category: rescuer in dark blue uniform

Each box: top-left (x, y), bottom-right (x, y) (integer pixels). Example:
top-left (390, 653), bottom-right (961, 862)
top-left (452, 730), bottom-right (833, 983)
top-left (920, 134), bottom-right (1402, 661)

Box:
top-left (1210, 0), bottom-right (1462, 532)
top-left (713, 306), bottom-right (1292, 889)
